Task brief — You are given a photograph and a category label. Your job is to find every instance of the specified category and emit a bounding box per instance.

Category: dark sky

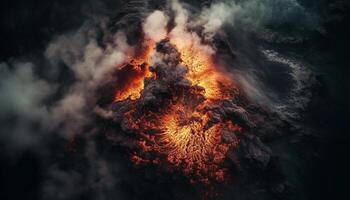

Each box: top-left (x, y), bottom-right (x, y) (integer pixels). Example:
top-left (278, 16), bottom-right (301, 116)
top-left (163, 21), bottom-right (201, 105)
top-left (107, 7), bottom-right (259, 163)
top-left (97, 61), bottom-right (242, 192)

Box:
top-left (0, 0), bottom-right (124, 60)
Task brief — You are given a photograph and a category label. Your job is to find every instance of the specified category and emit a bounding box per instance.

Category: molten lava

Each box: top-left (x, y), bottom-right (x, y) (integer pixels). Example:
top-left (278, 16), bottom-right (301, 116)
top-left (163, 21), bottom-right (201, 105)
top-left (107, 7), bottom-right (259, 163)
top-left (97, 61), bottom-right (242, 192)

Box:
top-left (174, 42), bottom-right (236, 101)
top-left (157, 104), bottom-right (241, 183)
top-left (114, 42), bottom-right (155, 101)
top-left (113, 37), bottom-right (241, 184)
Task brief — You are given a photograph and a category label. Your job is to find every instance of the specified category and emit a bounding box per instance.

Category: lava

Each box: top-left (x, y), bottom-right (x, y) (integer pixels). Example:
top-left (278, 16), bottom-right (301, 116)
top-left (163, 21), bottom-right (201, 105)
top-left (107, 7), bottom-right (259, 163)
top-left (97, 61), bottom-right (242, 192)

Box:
top-left (114, 42), bottom-right (155, 101)
top-left (173, 41), bottom-right (237, 101)
top-left (156, 104), bottom-right (241, 183)
top-left (113, 35), bottom-right (241, 184)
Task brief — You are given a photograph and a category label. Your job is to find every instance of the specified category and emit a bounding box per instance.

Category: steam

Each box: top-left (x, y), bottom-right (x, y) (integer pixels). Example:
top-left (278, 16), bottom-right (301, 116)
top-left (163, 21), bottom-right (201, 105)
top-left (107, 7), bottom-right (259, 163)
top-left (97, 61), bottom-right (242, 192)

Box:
top-left (0, 22), bottom-right (133, 200)
top-left (45, 26), bottom-right (131, 138)
top-left (0, 62), bottom-right (52, 150)
top-left (167, 0), bottom-right (215, 54)
top-left (143, 10), bottom-right (169, 42)
top-left (195, 2), bottom-right (240, 40)
top-left (0, 21), bottom-right (132, 152)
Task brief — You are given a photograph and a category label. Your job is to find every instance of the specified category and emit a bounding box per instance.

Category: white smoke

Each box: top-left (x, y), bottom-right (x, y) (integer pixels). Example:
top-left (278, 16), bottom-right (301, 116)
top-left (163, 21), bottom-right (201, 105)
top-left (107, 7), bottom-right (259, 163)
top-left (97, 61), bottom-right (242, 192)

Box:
top-left (142, 10), bottom-right (169, 42)
top-left (0, 19), bottom-right (134, 200)
top-left (0, 62), bottom-right (52, 150)
top-left (44, 26), bottom-right (131, 139)
top-left (169, 0), bottom-right (319, 39)
top-left (168, 0), bottom-right (215, 54)
top-left (195, 2), bottom-right (240, 40)
top-left (0, 22), bottom-right (132, 149)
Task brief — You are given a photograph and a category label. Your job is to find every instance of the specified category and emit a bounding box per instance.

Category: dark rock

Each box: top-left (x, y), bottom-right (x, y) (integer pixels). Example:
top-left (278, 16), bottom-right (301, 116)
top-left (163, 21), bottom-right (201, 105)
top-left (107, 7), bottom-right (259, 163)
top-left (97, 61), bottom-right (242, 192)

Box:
top-left (222, 130), bottom-right (237, 144)
top-left (241, 134), bottom-right (272, 170)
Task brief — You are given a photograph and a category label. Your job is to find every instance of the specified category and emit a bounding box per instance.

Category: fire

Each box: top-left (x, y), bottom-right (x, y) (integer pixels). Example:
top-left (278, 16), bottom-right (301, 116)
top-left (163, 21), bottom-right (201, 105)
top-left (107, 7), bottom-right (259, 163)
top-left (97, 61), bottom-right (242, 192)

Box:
top-left (114, 42), bottom-right (155, 101)
top-left (173, 41), bottom-right (237, 101)
top-left (113, 35), bottom-right (241, 184)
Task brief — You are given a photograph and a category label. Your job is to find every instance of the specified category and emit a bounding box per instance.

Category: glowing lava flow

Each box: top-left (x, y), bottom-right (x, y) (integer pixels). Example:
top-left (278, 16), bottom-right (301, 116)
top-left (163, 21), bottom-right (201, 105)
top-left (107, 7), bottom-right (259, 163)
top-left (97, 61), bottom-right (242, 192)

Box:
top-left (156, 104), bottom-right (241, 184)
top-left (114, 42), bottom-right (155, 101)
top-left (113, 37), bottom-right (241, 184)
top-left (174, 42), bottom-right (237, 101)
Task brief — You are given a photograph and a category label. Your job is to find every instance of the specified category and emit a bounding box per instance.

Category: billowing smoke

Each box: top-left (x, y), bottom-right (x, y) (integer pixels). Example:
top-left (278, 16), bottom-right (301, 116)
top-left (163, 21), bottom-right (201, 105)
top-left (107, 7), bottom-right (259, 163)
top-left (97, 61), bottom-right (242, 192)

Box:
top-left (0, 19), bottom-right (134, 200)
top-left (143, 10), bottom-right (169, 42)
top-left (0, 62), bottom-right (52, 150)
top-left (140, 0), bottom-right (319, 116)
top-left (1, 22), bottom-right (131, 148)
top-left (0, 0), bottom-right (323, 200)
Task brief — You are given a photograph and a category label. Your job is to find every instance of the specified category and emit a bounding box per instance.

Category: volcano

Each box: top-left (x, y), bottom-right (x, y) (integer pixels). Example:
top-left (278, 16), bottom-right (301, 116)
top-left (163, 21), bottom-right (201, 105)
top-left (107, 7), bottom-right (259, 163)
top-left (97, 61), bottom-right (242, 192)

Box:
top-left (106, 24), bottom-right (288, 186)
top-left (2, 1), bottom-right (343, 200)
top-left (112, 39), bottom-right (242, 184)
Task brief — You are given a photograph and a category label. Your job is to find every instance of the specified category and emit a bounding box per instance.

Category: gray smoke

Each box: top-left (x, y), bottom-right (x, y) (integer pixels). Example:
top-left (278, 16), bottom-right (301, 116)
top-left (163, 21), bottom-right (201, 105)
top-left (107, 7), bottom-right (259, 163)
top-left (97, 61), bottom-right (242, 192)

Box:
top-left (0, 62), bottom-right (52, 151)
top-left (0, 15), bottom-right (133, 200)
top-left (0, 21), bottom-right (131, 149)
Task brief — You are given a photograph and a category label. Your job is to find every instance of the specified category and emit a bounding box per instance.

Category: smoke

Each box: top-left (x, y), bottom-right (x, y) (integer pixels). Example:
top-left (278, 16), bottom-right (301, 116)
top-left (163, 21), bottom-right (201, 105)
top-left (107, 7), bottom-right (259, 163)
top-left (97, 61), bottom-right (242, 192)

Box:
top-left (44, 25), bottom-right (131, 138)
top-left (165, 0), bottom-right (320, 42)
top-left (166, 0), bottom-right (216, 55)
top-left (143, 10), bottom-right (169, 42)
top-left (42, 139), bottom-right (125, 200)
top-left (140, 0), bottom-right (318, 114)
top-left (233, 70), bottom-right (273, 108)
top-left (0, 22), bottom-right (131, 149)
top-left (195, 2), bottom-right (240, 40)
top-left (0, 18), bottom-right (133, 199)
top-left (0, 62), bottom-right (52, 151)
top-left (215, 0), bottom-right (319, 31)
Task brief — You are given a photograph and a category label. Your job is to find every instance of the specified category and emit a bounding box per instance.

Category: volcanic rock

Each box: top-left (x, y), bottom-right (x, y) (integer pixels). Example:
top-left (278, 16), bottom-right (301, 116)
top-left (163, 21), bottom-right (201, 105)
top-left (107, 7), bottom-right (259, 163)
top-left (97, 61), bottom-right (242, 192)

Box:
top-left (240, 134), bottom-right (272, 170)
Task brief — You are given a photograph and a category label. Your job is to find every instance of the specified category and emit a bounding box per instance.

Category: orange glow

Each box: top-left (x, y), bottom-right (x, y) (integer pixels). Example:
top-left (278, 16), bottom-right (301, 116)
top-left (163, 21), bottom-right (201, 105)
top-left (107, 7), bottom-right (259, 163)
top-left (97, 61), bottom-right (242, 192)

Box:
top-left (171, 40), bottom-right (238, 101)
top-left (157, 104), bottom-right (241, 183)
top-left (113, 35), bottom-right (241, 184)
top-left (126, 102), bottom-right (241, 184)
top-left (114, 42), bottom-right (155, 101)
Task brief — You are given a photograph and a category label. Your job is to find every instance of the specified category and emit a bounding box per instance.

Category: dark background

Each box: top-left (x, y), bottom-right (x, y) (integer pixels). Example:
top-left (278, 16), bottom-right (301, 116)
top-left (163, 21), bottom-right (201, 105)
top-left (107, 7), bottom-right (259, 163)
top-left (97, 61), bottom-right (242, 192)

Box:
top-left (0, 0), bottom-right (350, 200)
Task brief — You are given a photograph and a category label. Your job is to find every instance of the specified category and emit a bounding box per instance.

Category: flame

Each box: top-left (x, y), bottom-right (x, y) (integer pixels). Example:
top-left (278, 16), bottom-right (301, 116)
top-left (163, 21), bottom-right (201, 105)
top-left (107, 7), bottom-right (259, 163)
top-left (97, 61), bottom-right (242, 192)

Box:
top-left (113, 35), bottom-right (241, 184)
